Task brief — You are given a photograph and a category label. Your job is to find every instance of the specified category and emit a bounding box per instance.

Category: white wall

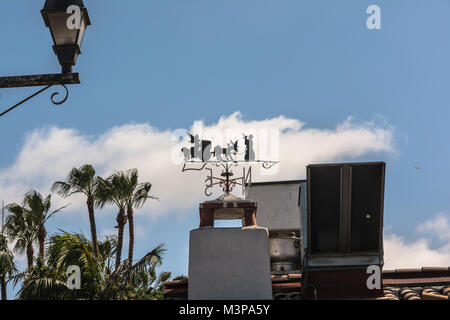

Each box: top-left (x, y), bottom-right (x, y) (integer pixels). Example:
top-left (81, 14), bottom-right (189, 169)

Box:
top-left (188, 227), bottom-right (273, 300)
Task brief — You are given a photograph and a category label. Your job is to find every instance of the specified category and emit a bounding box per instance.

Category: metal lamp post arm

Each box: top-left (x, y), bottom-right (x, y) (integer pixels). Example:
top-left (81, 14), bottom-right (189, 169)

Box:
top-left (0, 73), bottom-right (79, 119)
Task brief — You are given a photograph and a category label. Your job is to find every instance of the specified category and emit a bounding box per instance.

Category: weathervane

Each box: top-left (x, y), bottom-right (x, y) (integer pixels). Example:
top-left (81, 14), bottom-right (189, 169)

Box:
top-left (181, 132), bottom-right (278, 197)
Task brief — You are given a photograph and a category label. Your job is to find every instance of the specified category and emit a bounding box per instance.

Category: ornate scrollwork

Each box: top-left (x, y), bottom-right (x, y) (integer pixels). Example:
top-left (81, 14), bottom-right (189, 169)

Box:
top-left (0, 84), bottom-right (71, 118)
top-left (261, 161), bottom-right (278, 169)
top-left (50, 84), bottom-right (69, 105)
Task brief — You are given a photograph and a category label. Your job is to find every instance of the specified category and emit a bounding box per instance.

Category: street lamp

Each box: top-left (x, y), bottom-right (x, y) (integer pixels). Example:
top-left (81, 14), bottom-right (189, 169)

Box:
top-left (42, 0), bottom-right (91, 74)
top-left (0, 0), bottom-right (91, 118)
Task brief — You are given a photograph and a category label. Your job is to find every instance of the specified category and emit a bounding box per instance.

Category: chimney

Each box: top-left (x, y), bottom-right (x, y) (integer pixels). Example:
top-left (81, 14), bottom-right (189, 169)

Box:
top-left (188, 194), bottom-right (273, 300)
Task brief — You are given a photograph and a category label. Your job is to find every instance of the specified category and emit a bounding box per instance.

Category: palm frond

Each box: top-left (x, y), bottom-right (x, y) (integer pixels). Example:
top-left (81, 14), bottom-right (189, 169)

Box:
top-left (17, 277), bottom-right (69, 300)
top-left (132, 243), bottom-right (166, 272)
top-left (50, 181), bottom-right (72, 197)
top-left (52, 164), bottom-right (97, 197)
top-left (0, 236), bottom-right (17, 279)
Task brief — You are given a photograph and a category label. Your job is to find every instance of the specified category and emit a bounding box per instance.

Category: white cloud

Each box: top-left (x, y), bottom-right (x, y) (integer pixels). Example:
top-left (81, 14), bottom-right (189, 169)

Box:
top-left (384, 235), bottom-right (450, 269)
top-left (384, 213), bottom-right (450, 269)
top-left (417, 212), bottom-right (450, 241)
top-left (6, 239), bottom-right (30, 267)
top-left (99, 228), bottom-right (117, 241)
top-left (0, 112), bottom-right (395, 218)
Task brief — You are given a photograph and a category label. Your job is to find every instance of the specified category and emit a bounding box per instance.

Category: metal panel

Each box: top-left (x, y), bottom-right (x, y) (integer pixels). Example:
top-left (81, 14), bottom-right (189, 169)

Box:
top-left (307, 254), bottom-right (383, 267)
top-left (307, 165), bottom-right (341, 254)
top-left (299, 181), bottom-right (308, 264)
top-left (306, 162), bottom-right (386, 258)
top-left (340, 165), bottom-right (352, 253)
top-left (350, 163), bottom-right (385, 252)
top-left (247, 181), bottom-right (303, 231)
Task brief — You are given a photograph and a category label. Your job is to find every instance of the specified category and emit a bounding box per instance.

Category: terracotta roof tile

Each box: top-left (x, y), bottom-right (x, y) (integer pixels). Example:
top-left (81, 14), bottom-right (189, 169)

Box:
top-left (383, 277), bottom-right (450, 286)
top-left (272, 282), bottom-right (301, 293)
top-left (400, 289), bottom-right (420, 300)
top-left (163, 279), bottom-right (188, 288)
top-left (274, 292), bottom-right (302, 300)
top-left (441, 286), bottom-right (450, 296)
top-left (383, 285), bottom-right (450, 300)
top-left (271, 274), bottom-right (289, 282)
top-left (288, 274), bottom-right (302, 280)
top-left (271, 274), bottom-right (301, 283)
top-left (395, 268), bottom-right (422, 273)
top-left (382, 270), bottom-right (396, 274)
top-left (377, 296), bottom-right (397, 300)
top-left (422, 292), bottom-right (449, 300)
top-left (421, 267), bottom-right (449, 272)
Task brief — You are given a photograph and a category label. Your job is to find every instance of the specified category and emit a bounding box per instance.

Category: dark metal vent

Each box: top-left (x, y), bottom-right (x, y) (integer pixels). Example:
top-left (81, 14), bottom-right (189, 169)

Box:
top-left (307, 162), bottom-right (385, 256)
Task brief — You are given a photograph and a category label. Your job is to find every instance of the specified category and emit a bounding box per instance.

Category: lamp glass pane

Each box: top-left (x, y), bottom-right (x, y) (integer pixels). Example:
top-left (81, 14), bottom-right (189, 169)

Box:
top-left (76, 16), bottom-right (87, 48)
top-left (47, 12), bottom-right (78, 45)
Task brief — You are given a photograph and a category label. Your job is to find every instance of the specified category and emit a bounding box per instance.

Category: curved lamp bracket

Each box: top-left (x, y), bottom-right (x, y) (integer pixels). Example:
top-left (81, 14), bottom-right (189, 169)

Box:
top-left (0, 73), bottom-right (79, 119)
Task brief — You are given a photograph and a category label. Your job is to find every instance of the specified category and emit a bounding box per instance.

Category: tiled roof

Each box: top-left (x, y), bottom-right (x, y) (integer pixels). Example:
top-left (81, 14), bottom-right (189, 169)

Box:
top-left (163, 267), bottom-right (450, 300)
top-left (271, 274), bottom-right (302, 300)
top-left (383, 267), bottom-right (450, 286)
top-left (382, 286), bottom-right (450, 300)
top-left (163, 279), bottom-right (188, 300)
top-left (381, 267), bottom-right (450, 300)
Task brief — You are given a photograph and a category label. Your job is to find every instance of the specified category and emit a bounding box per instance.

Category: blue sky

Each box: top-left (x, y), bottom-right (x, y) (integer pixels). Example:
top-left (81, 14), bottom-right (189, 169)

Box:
top-left (1, 0), bottom-right (450, 298)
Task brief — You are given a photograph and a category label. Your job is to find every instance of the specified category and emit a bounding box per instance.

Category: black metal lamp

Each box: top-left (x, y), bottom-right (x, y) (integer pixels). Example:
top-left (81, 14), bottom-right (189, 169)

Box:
top-left (0, 0), bottom-right (91, 118)
top-left (41, 0), bottom-right (91, 74)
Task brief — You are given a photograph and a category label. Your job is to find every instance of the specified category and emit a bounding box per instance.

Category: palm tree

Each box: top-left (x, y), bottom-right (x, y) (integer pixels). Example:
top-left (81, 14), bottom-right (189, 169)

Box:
top-left (0, 234), bottom-right (17, 300)
top-left (25, 191), bottom-right (66, 260)
top-left (47, 231), bottom-right (113, 299)
top-left (17, 230), bottom-right (168, 300)
top-left (52, 164), bottom-right (100, 256)
top-left (121, 169), bottom-right (158, 265)
top-left (5, 190), bottom-right (65, 269)
top-left (96, 173), bottom-right (129, 270)
top-left (5, 203), bottom-right (36, 270)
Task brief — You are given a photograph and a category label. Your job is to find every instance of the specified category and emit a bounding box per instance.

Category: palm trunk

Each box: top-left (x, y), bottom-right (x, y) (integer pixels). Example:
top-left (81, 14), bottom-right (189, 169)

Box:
top-left (115, 208), bottom-right (127, 269)
top-left (26, 243), bottom-right (34, 271)
top-left (127, 206), bottom-right (134, 265)
top-left (87, 197), bottom-right (99, 257)
top-left (38, 224), bottom-right (46, 260)
top-left (1, 276), bottom-right (6, 300)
